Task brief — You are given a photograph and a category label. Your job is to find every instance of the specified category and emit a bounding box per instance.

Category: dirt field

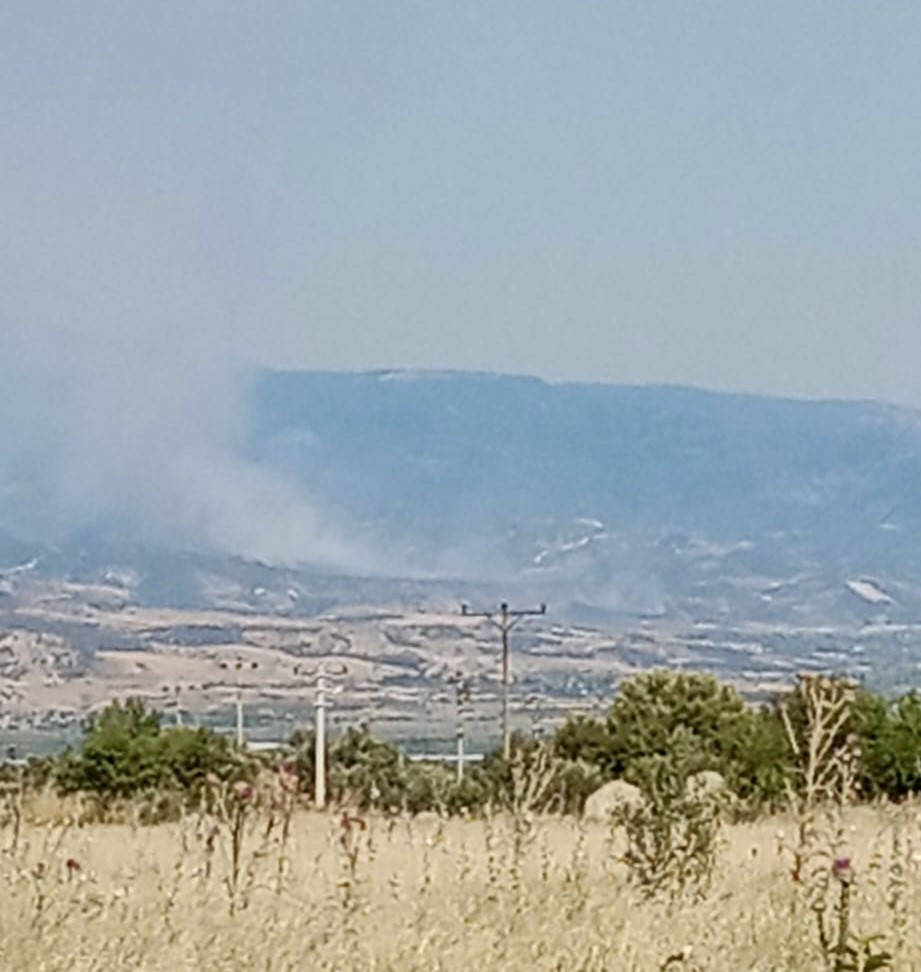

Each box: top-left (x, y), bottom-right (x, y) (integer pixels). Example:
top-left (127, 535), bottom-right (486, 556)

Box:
top-left (1, 803), bottom-right (920, 971)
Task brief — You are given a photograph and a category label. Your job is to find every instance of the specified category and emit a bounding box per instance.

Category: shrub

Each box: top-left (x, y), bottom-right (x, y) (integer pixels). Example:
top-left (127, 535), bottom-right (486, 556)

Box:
top-left (855, 691), bottom-right (921, 799)
top-left (553, 713), bottom-right (613, 765)
top-left (483, 734), bottom-right (600, 815)
top-left (327, 725), bottom-right (407, 810)
top-left (286, 727), bottom-right (317, 793)
top-left (56, 698), bottom-right (245, 806)
top-left (726, 704), bottom-right (794, 810)
top-left (286, 726), bottom-right (490, 814)
top-left (606, 670), bottom-right (750, 783)
top-left (618, 756), bottom-right (722, 901)
top-left (47, 673), bottom-right (921, 823)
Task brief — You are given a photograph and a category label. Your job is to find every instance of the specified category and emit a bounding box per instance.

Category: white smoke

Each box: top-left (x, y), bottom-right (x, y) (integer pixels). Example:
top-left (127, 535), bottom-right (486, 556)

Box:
top-left (0, 4), bottom-right (366, 568)
top-left (0, 313), bottom-right (359, 568)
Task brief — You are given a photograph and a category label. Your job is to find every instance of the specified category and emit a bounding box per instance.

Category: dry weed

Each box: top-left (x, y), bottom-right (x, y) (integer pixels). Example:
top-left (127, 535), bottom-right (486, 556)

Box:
top-left (0, 802), bottom-right (920, 971)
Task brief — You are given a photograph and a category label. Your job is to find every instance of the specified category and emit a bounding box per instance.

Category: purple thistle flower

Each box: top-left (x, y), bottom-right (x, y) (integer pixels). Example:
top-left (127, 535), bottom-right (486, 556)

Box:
top-left (833, 857), bottom-right (854, 883)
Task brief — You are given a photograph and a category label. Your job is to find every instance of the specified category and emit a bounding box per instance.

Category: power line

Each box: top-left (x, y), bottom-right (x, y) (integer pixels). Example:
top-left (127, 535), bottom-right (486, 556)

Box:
top-left (460, 601), bottom-right (546, 760)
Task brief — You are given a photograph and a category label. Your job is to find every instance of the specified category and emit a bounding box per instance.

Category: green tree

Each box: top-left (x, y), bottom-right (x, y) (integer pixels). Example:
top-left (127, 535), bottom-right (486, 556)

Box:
top-left (57, 698), bottom-right (165, 798)
top-left (727, 704), bottom-right (793, 808)
top-left (605, 670), bottom-right (749, 788)
top-left (57, 698), bottom-right (243, 804)
top-left (327, 725), bottom-right (407, 810)
top-left (553, 713), bottom-right (613, 765)
top-left (856, 691), bottom-right (921, 799)
top-left (156, 725), bottom-right (240, 795)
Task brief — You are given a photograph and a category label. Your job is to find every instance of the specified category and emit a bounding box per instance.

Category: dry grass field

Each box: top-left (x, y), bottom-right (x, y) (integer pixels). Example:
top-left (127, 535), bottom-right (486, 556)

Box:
top-left (1, 802), bottom-right (921, 971)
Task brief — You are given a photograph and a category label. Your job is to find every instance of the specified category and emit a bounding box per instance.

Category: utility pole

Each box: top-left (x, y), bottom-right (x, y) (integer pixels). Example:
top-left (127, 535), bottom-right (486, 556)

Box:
top-left (315, 670), bottom-right (329, 810)
top-left (235, 689), bottom-right (244, 747)
top-left (461, 601), bottom-right (546, 760)
top-left (294, 662), bottom-right (347, 811)
top-left (450, 675), bottom-right (472, 783)
top-left (220, 658), bottom-right (259, 748)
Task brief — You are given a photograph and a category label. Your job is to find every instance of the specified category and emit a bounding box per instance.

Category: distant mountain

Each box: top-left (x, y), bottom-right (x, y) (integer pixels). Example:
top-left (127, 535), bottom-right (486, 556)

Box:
top-left (6, 369), bottom-right (921, 625)
top-left (240, 370), bottom-right (921, 622)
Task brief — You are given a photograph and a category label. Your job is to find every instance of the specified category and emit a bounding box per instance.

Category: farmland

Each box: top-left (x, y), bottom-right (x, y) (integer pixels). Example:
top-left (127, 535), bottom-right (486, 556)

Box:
top-left (4, 572), bottom-right (917, 757)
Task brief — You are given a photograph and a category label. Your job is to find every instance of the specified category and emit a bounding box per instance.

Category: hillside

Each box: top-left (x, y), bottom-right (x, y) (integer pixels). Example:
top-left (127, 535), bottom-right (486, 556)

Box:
top-left (3, 370), bottom-right (921, 627)
top-left (3, 371), bottom-right (921, 739)
top-left (245, 370), bottom-right (921, 624)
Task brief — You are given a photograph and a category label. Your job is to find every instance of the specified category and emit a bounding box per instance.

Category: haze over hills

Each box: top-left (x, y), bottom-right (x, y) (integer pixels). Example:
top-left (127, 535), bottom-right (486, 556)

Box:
top-left (246, 370), bottom-right (921, 624)
top-left (4, 369), bottom-right (921, 739)
top-left (3, 369), bottom-right (921, 625)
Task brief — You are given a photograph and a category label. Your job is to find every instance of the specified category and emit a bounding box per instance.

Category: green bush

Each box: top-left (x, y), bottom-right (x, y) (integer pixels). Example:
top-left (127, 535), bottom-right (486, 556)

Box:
top-left (56, 698), bottom-right (245, 805)
top-left (286, 727), bottom-right (317, 792)
top-left (855, 690), bottom-right (921, 799)
top-left (618, 756), bottom-right (722, 901)
top-left (725, 704), bottom-right (793, 810)
top-left (552, 673), bottom-right (799, 810)
top-left (47, 672), bottom-right (921, 821)
top-left (327, 725), bottom-right (407, 810)
top-left (402, 761), bottom-right (491, 815)
top-left (553, 713), bottom-right (613, 765)
top-left (606, 670), bottom-right (750, 782)
top-left (482, 734), bottom-right (601, 815)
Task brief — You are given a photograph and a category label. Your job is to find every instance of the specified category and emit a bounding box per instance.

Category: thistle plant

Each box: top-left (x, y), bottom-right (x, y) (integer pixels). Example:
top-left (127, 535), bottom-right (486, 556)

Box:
top-left (780, 674), bottom-right (859, 890)
top-left (197, 776), bottom-right (257, 915)
top-left (778, 674), bottom-right (893, 971)
top-left (0, 776), bottom-right (24, 853)
top-left (336, 810), bottom-right (367, 930)
top-left (812, 858), bottom-right (892, 972)
top-left (618, 757), bottom-right (721, 902)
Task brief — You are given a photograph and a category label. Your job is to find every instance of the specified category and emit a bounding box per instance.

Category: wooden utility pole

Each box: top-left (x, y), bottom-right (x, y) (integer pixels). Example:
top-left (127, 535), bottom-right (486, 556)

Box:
top-left (461, 601), bottom-right (546, 760)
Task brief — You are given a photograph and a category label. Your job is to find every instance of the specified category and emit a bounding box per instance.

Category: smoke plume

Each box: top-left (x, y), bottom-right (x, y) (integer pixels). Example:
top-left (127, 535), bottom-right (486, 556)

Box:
top-left (0, 305), bottom-right (356, 568)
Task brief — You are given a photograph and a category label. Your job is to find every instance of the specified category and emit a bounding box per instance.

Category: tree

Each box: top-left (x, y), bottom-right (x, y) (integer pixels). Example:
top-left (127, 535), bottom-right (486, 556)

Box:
top-left (57, 698), bottom-right (243, 804)
top-left (57, 698), bottom-right (165, 798)
top-left (605, 670), bottom-right (749, 788)
top-left (727, 703), bottom-right (793, 807)
top-left (327, 724), bottom-right (407, 810)
top-left (856, 691), bottom-right (921, 799)
top-left (553, 713), bottom-right (613, 766)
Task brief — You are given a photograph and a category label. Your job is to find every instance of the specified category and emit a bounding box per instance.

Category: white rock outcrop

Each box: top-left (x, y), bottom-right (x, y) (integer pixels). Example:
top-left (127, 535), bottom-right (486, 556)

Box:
top-left (583, 780), bottom-right (643, 821)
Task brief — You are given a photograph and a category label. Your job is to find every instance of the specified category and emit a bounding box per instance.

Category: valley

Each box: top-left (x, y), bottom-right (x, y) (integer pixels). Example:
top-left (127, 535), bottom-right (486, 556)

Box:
top-left (1, 568), bottom-right (917, 755)
top-left (4, 370), bottom-right (921, 753)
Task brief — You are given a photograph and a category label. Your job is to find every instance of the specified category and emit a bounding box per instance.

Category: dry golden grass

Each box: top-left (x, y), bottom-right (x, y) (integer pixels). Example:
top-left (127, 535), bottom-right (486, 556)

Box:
top-left (2, 805), bottom-right (921, 971)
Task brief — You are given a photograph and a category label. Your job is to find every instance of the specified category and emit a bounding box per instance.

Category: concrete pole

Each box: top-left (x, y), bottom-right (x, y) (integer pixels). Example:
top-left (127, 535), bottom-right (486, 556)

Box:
top-left (501, 602), bottom-right (511, 761)
top-left (315, 675), bottom-right (327, 810)
top-left (235, 687), bottom-right (244, 748)
top-left (456, 723), bottom-right (465, 784)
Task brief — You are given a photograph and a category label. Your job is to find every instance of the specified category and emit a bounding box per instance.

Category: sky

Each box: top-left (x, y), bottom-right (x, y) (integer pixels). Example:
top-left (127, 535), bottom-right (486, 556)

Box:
top-left (3, 1), bottom-right (921, 405)
top-left (2, 2), bottom-right (921, 561)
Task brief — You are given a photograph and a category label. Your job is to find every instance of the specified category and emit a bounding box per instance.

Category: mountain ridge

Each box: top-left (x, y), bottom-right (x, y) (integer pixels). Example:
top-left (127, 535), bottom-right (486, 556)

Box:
top-left (3, 368), bottom-right (921, 626)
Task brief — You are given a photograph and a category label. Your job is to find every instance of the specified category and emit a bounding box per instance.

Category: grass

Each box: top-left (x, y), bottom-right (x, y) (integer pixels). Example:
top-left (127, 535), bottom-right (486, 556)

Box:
top-left (2, 803), bottom-right (921, 971)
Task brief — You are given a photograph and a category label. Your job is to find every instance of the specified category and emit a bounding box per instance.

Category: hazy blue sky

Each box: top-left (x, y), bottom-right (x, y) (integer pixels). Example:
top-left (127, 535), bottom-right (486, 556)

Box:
top-left (3, 2), bottom-right (921, 405)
